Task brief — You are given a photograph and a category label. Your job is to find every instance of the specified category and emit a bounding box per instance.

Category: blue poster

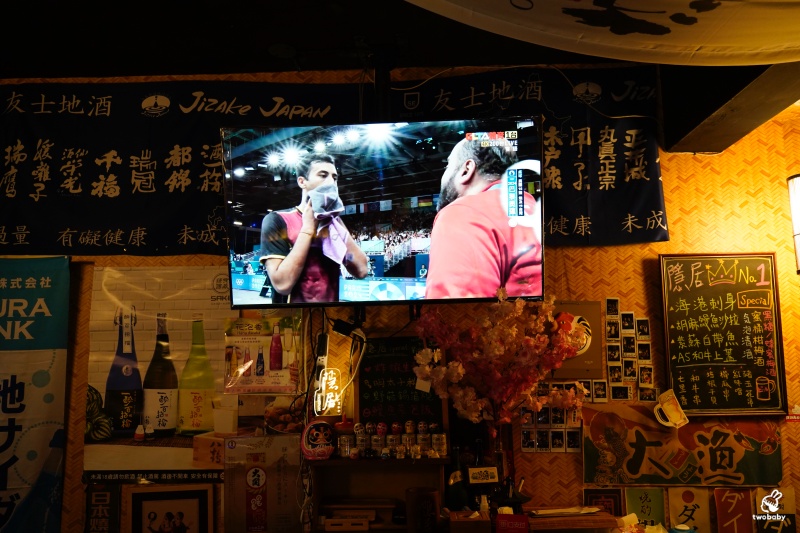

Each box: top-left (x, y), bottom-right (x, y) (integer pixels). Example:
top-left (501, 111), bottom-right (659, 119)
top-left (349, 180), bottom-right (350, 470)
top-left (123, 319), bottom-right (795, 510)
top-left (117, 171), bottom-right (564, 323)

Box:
top-left (0, 256), bottom-right (70, 533)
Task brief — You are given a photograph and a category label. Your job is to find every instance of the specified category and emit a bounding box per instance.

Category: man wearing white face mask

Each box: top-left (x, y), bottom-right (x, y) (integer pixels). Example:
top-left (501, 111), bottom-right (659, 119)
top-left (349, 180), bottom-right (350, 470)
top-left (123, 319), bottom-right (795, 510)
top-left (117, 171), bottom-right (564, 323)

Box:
top-left (260, 154), bottom-right (368, 303)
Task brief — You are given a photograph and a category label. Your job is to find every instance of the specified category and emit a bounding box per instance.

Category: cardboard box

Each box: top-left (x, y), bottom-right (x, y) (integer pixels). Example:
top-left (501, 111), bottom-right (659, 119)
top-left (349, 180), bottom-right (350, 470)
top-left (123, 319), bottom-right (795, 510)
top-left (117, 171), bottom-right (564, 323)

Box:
top-left (224, 434), bottom-right (302, 533)
top-left (191, 431), bottom-right (225, 469)
top-left (450, 510), bottom-right (491, 533)
top-left (191, 427), bottom-right (254, 469)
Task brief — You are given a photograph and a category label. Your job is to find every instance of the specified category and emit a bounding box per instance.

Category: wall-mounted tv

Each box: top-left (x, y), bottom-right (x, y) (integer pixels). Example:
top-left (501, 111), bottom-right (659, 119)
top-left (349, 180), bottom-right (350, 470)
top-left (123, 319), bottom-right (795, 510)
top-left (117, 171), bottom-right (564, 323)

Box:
top-left (221, 116), bottom-right (543, 309)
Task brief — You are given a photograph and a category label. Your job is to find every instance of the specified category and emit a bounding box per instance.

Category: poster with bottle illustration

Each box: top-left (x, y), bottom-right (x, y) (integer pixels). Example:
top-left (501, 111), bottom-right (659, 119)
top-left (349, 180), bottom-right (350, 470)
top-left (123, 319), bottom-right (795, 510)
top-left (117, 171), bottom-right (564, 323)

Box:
top-left (0, 257), bottom-right (70, 533)
top-left (223, 313), bottom-right (304, 394)
top-left (84, 265), bottom-right (244, 482)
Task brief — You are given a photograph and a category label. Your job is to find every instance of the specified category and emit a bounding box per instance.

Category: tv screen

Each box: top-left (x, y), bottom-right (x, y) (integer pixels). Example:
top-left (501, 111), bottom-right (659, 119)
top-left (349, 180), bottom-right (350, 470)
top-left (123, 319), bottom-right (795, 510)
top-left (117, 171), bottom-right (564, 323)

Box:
top-left (221, 116), bottom-right (543, 309)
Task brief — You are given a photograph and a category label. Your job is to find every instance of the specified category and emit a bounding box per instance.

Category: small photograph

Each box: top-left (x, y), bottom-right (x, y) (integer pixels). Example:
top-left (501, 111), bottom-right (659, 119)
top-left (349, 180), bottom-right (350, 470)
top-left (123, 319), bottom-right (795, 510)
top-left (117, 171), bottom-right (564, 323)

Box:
top-left (606, 344), bottom-right (621, 362)
top-left (566, 429), bottom-right (582, 453)
top-left (536, 429), bottom-right (550, 452)
top-left (638, 365), bottom-right (654, 387)
top-left (606, 319), bottom-right (621, 341)
top-left (636, 318), bottom-right (651, 340)
top-left (605, 297), bottom-right (620, 318)
top-left (592, 380), bottom-right (609, 403)
top-left (620, 312), bottom-right (635, 333)
top-left (608, 364), bottom-right (623, 384)
top-left (521, 428), bottom-right (536, 452)
top-left (611, 384), bottom-right (632, 400)
top-left (550, 429), bottom-right (566, 452)
top-left (623, 359), bottom-right (637, 381)
top-left (638, 387), bottom-right (658, 402)
top-left (621, 335), bottom-right (637, 357)
top-left (578, 380), bottom-right (593, 402)
top-left (637, 342), bottom-right (652, 362)
top-left (537, 406), bottom-right (551, 427)
top-left (550, 407), bottom-right (566, 428)
top-left (519, 407), bottom-right (536, 426)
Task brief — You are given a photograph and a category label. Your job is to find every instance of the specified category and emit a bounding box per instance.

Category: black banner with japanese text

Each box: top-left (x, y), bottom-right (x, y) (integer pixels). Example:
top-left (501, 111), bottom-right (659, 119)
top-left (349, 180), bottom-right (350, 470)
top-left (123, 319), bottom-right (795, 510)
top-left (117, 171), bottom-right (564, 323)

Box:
top-left (390, 66), bottom-right (669, 246)
top-left (1, 80), bottom-right (367, 256)
top-left (1, 68), bottom-right (667, 256)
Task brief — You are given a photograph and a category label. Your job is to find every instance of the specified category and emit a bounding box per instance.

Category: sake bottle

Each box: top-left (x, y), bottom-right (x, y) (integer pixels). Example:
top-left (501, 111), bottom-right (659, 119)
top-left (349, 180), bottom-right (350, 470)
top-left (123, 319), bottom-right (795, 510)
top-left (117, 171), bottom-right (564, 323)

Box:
top-left (243, 347), bottom-right (252, 377)
top-left (282, 325), bottom-right (294, 369)
top-left (177, 313), bottom-right (215, 435)
top-left (269, 324), bottom-right (283, 370)
top-left (255, 345), bottom-right (265, 376)
top-left (104, 305), bottom-right (143, 437)
top-left (142, 312), bottom-right (178, 437)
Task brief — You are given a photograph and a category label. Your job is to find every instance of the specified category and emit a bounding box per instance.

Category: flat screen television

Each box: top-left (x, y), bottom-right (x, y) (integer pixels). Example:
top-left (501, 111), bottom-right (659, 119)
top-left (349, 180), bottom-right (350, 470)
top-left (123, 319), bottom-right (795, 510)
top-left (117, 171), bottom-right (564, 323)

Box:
top-left (221, 116), bottom-right (543, 309)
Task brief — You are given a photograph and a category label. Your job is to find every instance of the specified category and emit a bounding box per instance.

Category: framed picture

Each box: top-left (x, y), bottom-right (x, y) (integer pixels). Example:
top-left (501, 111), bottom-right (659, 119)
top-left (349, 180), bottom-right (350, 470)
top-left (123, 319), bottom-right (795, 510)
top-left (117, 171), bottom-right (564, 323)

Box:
top-left (608, 364), bottom-right (623, 384)
top-left (638, 387), bottom-right (659, 402)
top-left (605, 297), bottom-right (620, 318)
top-left (637, 342), bottom-right (652, 362)
top-left (550, 429), bottom-right (566, 452)
top-left (584, 488), bottom-right (624, 516)
top-left (535, 429), bottom-right (550, 452)
top-left (566, 429), bottom-right (582, 453)
top-left (611, 384), bottom-right (632, 400)
top-left (621, 335), bottom-right (637, 357)
top-left (121, 484), bottom-right (214, 533)
top-left (623, 359), bottom-right (637, 382)
top-left (577, 379), bottom-right (592, 401)
top-left (606, 319), bottom-right (620, 341)
top-left (638, 364), bottom-right (654, 388)
top-left (606, 343), bottom-right (621, 362)
top-left (620, 312), bottom-right (635, 333)
top-left (592, 380), bottom-right (608, 403)
top-left (636, 318), bottom-right (651, 340)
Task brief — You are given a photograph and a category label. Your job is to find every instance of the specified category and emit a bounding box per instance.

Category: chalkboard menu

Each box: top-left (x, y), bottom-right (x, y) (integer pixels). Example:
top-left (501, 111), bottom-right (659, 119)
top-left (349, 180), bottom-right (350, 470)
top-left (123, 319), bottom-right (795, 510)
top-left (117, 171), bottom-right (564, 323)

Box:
top-left (356, 337), bottom-right (444, 425)
top-left (660, 253), bottom-right (787, 416)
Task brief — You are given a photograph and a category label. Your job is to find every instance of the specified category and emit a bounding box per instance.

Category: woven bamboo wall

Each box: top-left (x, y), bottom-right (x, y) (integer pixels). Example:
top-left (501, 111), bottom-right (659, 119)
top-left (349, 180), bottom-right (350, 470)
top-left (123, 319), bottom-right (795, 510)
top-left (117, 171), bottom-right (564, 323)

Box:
top-left (52, 75), bottom-right (800, 530)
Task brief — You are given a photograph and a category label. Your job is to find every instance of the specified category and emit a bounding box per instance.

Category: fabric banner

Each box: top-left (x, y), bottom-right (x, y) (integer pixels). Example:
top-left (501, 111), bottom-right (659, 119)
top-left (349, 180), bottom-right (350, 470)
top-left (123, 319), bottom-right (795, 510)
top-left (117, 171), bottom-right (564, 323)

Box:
top-left (0, 256), bottom-right (70, 532)
top-left (406, 0), bottom-right (800, 66)
top-left (624, 487), bottom-right (665, 527)
top-left (390, 66), bottom-right (668, 246)
top-left (668, 487), bottom-right (712, 532)
top-left (2, 68), bottom-right (666, 256)
top-left (582, 403), bottom-right (782, 486)
top-left (0, 80), bottom-right (366, 256)
top-left (714, 488), bottom-right (754, 533)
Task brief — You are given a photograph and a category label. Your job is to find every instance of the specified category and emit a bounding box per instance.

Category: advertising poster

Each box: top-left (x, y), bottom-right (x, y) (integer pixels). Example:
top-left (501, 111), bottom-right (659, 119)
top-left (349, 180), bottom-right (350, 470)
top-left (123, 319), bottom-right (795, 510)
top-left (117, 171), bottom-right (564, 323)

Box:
top-left (582, 403), bottom-right (782, 486)
top-left (83, 265), bottom-right (240, 483)
top-left (0, 256), bottom-right (70, 532)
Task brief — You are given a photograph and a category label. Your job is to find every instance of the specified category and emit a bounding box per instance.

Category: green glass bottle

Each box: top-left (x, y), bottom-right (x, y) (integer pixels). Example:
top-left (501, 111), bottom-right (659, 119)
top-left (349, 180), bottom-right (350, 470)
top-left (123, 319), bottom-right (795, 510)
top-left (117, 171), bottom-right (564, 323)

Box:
top-left (177, 313), bottom-right (215, 435)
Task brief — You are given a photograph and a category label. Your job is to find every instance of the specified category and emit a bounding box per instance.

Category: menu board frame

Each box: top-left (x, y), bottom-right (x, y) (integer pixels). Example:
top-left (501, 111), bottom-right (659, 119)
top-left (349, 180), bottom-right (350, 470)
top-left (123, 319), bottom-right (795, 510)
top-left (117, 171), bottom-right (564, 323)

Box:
top-left (659, 253), bottom-right (787, 416)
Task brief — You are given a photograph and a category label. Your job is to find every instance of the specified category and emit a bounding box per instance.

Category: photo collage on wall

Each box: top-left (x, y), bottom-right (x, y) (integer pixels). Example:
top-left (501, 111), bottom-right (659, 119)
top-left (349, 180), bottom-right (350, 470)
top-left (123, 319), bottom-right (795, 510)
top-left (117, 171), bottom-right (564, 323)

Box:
top-left (594, 298), bottom-right (657, 404)
top-left (520, 382), bottom-right (583, 454)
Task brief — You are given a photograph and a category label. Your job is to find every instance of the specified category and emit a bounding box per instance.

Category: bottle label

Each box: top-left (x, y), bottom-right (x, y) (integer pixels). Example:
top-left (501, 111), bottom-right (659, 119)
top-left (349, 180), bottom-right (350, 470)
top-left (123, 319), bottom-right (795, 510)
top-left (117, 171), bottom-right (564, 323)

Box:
top-left (105, 389), bottom-right (141, 434)
top-left (143, 389), bottom-right (177, 431)
top-left (178, 389), bottom-right (214, 433)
